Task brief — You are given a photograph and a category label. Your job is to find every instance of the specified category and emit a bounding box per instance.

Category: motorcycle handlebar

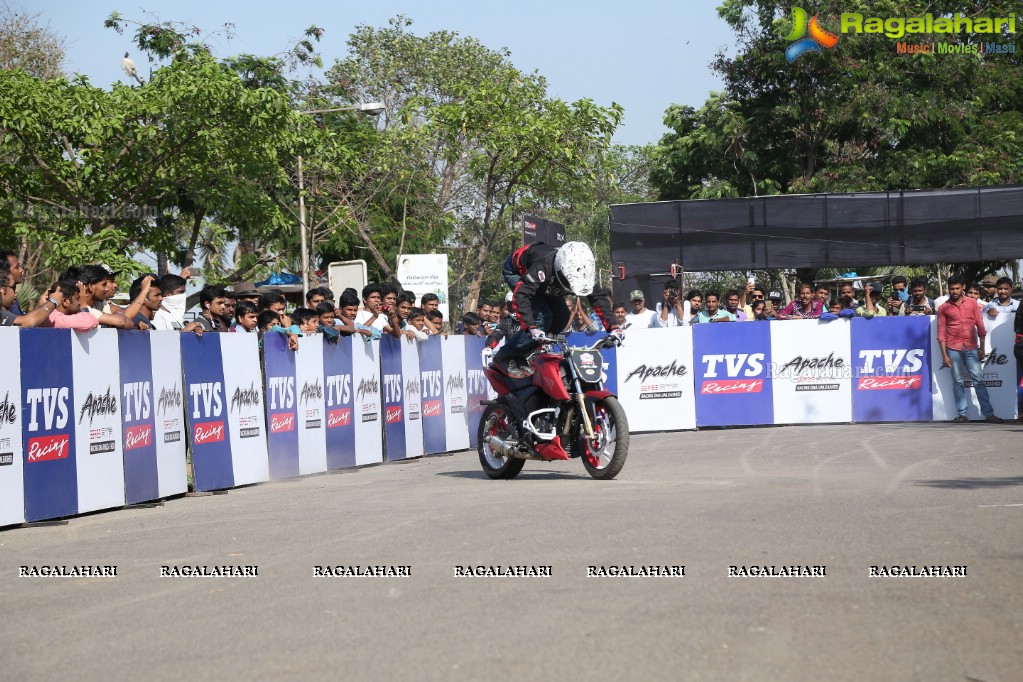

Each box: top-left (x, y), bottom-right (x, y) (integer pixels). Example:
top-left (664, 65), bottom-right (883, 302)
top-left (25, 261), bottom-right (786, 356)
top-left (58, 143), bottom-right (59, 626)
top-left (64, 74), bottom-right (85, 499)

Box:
top-left (538, 334), bottom-right (620, 352)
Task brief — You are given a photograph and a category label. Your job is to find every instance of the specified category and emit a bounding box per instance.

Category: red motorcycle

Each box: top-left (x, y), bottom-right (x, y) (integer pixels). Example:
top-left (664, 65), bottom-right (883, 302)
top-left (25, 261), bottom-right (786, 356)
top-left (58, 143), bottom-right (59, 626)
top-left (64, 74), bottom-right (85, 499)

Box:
top-left (479, 335), bottom-right (629, 480)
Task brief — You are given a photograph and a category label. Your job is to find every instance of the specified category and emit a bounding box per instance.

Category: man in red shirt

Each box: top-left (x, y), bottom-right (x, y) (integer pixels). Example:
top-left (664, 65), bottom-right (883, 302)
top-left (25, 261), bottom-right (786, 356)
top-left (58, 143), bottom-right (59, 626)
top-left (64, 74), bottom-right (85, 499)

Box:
top-left (938, 275), bottom-right (1004, 423)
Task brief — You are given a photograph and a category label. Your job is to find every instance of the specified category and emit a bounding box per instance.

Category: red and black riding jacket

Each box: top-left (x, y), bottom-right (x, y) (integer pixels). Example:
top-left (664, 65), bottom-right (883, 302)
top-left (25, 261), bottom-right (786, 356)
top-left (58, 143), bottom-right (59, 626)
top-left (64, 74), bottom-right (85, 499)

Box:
top-left (508, 243), bottom-right (613, 332)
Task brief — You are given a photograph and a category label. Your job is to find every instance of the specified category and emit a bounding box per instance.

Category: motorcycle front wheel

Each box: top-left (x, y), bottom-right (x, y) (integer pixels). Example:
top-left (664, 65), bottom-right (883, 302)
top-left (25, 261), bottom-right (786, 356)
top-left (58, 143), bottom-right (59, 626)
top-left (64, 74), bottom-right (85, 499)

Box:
top-left (478, 403), bottom-right (526, 480)
top-left (578, 396), bottom-right (629, 480)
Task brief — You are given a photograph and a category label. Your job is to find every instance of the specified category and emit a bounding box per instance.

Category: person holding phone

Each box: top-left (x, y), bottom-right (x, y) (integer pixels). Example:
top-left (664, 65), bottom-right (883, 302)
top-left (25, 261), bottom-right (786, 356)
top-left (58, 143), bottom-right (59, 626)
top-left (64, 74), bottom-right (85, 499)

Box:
top-left (899, 278), bottom-right (936, 316)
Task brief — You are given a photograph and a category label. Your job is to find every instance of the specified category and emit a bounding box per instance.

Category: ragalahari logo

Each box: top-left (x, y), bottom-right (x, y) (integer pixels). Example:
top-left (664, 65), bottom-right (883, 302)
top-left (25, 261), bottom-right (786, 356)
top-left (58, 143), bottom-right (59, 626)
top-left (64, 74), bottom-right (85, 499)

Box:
top-left (783, 7), bottom-right (840, 62)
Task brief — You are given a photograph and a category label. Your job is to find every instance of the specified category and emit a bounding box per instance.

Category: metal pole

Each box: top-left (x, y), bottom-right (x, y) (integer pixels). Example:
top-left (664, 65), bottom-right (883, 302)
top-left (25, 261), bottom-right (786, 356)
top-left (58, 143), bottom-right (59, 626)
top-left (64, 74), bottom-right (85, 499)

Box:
top-left (298, 153), bottom-right (308, 298)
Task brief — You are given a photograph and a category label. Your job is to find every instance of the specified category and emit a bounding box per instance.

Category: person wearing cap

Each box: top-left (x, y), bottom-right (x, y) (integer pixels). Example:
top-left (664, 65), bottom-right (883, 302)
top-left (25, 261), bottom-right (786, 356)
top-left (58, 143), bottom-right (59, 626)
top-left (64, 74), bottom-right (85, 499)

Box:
top-left (625, 289), bottom-right (656, 328)
top-left (854, 283), bottom-right (888, 318)
top-left (981, 276), bottom-right (999, 303)
top-left (233, 282), bottom-right (261, 305)
top-left (764, 290), bottom-right (783, 318)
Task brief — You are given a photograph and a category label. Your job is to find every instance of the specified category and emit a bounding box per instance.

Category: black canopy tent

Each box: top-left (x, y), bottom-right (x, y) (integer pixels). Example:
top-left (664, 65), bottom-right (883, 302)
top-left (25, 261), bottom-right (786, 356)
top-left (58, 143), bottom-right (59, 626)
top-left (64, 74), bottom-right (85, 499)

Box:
top-left (609, 185), bottom-right (1023, 301)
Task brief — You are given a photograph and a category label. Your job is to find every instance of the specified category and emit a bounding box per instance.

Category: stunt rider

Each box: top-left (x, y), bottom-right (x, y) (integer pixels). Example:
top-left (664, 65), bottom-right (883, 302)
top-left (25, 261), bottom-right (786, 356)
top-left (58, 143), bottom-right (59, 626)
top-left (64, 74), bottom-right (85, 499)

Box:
top-left (491, 241), bottom-right (622, 377)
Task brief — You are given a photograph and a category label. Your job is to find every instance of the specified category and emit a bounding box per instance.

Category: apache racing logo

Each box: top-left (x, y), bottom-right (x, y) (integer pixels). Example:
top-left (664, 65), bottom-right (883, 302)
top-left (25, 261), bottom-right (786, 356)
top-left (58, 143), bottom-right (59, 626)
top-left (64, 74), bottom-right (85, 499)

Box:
top-left (79, 386), bottom-right (118, 425)
top-left (778, 352), bottom-right (844, 391)
top-left (625, 360), bottom-right (688, 400)
top-left (357, 377), bottom-right (379, 422)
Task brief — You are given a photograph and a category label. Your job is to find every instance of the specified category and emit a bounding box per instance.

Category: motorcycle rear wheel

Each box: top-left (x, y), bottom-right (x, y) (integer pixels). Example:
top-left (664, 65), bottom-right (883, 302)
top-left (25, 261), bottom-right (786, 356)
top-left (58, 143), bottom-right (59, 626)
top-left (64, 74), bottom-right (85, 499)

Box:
top-left (478, 403), bottom-right (526, 480)
top-left (579, 396), bottom-right (629, 480)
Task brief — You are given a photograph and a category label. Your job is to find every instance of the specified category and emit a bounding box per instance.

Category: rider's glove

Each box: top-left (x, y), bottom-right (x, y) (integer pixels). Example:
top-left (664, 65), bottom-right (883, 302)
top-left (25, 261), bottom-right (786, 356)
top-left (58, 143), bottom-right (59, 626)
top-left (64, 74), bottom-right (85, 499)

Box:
top-left (609, 327), bottom-right (626, 345)
top-left (481, 347), bottom-right (494, 368)
top-left (529, 327), bottom-right (546, 342)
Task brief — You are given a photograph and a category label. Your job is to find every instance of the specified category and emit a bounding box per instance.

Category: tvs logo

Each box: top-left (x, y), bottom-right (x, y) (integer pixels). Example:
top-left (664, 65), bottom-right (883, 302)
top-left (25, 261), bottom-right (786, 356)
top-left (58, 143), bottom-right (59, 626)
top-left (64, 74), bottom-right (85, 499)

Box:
top-left (270, 413), bottom-right (296, 433)
top-left (384, 374), bottom-right (403, 405)
top-left (386, 406), bottom-right (403, 424)
top-left (0, 391), bottom-right (16, 425)
top-left (189, 382), bottom-right (223, 419)
top-left (578, 353), bottom-right (596, 368)
top-left (26, 387), bottom-right (71, 432)
top-left (423, 400), bottom-right (442, 417)
top-left (783, 7), bottom-right (840, 62)
top-left (701, 379), bottom-right (764, 395)
top-left (421, 371), bottom-right (442, 399)
top-left (27, 434), bottom-right (70, 462)
top-left (327, 407), bottom-right (352, 428)
top-left (858, 349), bottom-right (925, 374)
top-left (124, 424), bottom-right (153, 451)
top-left (701, 353), bottom-right (766, 378)
top-left (326, 374), bottom-right (352, 406)
top-left (857, 376), bottom-right (922, 391)
top-left (78, 386), bottom-right (118, 425)
top-left (265, 376), bottom-right (294, 408)
top-left (193, 421), bottom-right (225, 445)
top-left (122, 381), bottom-right (152, 423)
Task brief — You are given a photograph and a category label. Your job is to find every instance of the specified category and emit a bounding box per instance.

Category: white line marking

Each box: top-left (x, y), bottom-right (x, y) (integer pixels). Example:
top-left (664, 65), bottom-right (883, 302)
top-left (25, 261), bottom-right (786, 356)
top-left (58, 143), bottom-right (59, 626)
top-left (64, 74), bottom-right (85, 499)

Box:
top-left (978, 503), bottom-right (1023, 508)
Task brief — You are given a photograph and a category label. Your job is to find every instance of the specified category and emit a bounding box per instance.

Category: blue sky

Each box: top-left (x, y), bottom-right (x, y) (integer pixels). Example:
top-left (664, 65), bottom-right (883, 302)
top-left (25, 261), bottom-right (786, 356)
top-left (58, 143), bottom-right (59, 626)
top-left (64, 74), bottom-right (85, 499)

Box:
top-left (33, 0), bottom-right (735, 146)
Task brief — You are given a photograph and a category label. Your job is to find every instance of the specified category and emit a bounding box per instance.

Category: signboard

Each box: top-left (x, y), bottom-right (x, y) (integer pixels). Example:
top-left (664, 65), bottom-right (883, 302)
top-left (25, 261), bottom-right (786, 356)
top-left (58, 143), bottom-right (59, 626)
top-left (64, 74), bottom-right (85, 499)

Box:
top-left (463, 335), bottom-right (490, 448)
top-left (931, 313), bottom-right (1019, 420)
top-left (381, 335), bottom-right (409, 461)
top-left (352, 338), bottom-right (383, 465)
top-left (0, 328), bottom-right (24, 526)
top-left (693, 322), bottom-right (774, 427)
top-left (615, 327), bottom-right (694, 433)
top-left (119, 331), bottom-right (162, 504)
top-left (441, 335), bottom-right (470, 452)
top-left (149, 332), bottom-right (187, 500)
top-left (263, 331), bottom-right (300, 479)
top-left (295, 335), bottom-right (328, 475)
top-left (397, 254), bottom-right (450, 322)
top-left (523, 215), bottom-right (566, 247)
top-left (851, 316), bottom-right (932, 422)
top-left (323, 335), bottom-right (357, 469)
top-left (770, 319), bottom-right (853, 424)
top-left (418, 335), bottom-right (446, 454)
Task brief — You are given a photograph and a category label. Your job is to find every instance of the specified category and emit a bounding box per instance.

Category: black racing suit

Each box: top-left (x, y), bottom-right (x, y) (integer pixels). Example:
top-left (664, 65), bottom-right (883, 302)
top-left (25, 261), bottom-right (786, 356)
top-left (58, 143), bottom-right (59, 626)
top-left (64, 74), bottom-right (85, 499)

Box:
top-left (493, 242), bottom-right (613, 363)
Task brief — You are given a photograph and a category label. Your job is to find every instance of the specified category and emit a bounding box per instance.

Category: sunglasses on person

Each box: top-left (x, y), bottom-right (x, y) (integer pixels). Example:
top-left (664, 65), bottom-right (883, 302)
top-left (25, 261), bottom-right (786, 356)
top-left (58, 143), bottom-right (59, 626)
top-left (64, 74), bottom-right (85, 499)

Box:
top-left (752, 294), bottom-right (764, 299)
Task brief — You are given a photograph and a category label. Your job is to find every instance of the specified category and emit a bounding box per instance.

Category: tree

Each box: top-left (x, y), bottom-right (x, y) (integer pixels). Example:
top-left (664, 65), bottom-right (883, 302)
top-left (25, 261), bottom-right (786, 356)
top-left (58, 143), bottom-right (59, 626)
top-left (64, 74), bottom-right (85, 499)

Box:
top-left (650, 0), bottom-right (1022, 285)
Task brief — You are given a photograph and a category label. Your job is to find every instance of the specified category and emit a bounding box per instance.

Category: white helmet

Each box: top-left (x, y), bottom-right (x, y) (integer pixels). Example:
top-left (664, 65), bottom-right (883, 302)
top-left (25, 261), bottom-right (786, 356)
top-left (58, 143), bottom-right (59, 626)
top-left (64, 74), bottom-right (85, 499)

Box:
top-left (554, 241), bottom-right (595, 296)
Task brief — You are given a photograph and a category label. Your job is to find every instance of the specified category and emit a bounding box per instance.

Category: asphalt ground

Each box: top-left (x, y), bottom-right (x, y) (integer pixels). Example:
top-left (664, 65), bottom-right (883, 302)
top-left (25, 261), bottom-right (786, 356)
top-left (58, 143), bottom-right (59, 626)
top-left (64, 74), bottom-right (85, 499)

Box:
top-left (1, 422), bottom-right (1022, 681)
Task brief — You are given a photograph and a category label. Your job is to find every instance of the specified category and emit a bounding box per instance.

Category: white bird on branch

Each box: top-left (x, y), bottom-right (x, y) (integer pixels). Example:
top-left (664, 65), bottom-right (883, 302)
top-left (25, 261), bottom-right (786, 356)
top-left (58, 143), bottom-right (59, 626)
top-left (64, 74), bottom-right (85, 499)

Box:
top-left (120, 52), bottom-right (144, 85)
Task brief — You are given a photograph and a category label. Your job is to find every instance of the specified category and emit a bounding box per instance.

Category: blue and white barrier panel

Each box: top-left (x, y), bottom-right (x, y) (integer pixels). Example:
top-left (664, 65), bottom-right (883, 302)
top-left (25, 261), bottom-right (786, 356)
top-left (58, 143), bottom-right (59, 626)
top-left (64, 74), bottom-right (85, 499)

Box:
top-left (2, 318), bottom-right (1019, 524)
top-left (181, 332), bottom-right (269, 492)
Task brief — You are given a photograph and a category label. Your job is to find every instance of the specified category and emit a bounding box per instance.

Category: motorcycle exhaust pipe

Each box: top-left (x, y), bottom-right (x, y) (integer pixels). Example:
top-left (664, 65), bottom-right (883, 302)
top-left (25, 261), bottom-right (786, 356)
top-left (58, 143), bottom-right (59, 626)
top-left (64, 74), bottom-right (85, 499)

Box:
top-left (483, 435), bottom-right (539, 460)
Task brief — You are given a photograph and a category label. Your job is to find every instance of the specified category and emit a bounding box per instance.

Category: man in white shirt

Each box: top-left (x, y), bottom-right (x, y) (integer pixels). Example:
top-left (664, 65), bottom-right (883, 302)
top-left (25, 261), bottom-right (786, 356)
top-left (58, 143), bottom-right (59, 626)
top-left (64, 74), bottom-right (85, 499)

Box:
top-left (983, 277), bottom-right (1019, 319)
top-left (653, 281), bottom-right (685, 327)
top-left (354, 283), bottom-right (389, 331)
top-left (624, 289), bottom-right (656, 329)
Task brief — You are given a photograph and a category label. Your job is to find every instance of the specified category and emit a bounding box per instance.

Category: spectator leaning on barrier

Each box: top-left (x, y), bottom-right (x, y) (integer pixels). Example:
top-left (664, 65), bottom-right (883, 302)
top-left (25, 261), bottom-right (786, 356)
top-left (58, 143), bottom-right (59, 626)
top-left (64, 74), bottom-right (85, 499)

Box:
top-left (127, 275), bottom-right (162, 329)
top-left (838, 282), bottom-right (860, 308)
top-left (654, 280), bottom-right (685, 327)
top-left (612, 302), bottom-right (628, 328)
top-left (461, 312), bottom-right (481, 336)
top-left (0, 250), bottom-right (25, 315)
top-left (45, 280), bottom-right (99, 330)
top-left (855, 283), bottom-right (887, 318)
top-left (626, 289), bottom-right (656, 328)
top-left (723, 289), bottom-right (748, 321)
top-left (900, 278), bottom-right (935, 316)
top-left (235, 300), bottom-right (259, 332)
top-left (776, 283), bottom-right (823, 320)
top-left (306, 286), bottom-right (332, 309)
top-left (892, 275), bottom-right (909, 303)
top-left (76, 265), bottom-right (135, 328)
top-left (983, 277), bottom-right (1018, 319)
top-left (750, 299), bottom-right (769, 321)
top-left (426, 309), bottom-right (445, 336)
top-left (407, 307), bottom-right (430, 341)
top-left (695, 291), bottom-right (735, 323)
top-left (195, 286), bottom-right (230, 332)
top-left (153, 274), bottom-right (188, 330)
top-left (814, 283), bottom-right (830, 308)
top-left (938, 275), bottom-right (1004, 424)
top-left (1, 272), bottom-right (62, 327)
